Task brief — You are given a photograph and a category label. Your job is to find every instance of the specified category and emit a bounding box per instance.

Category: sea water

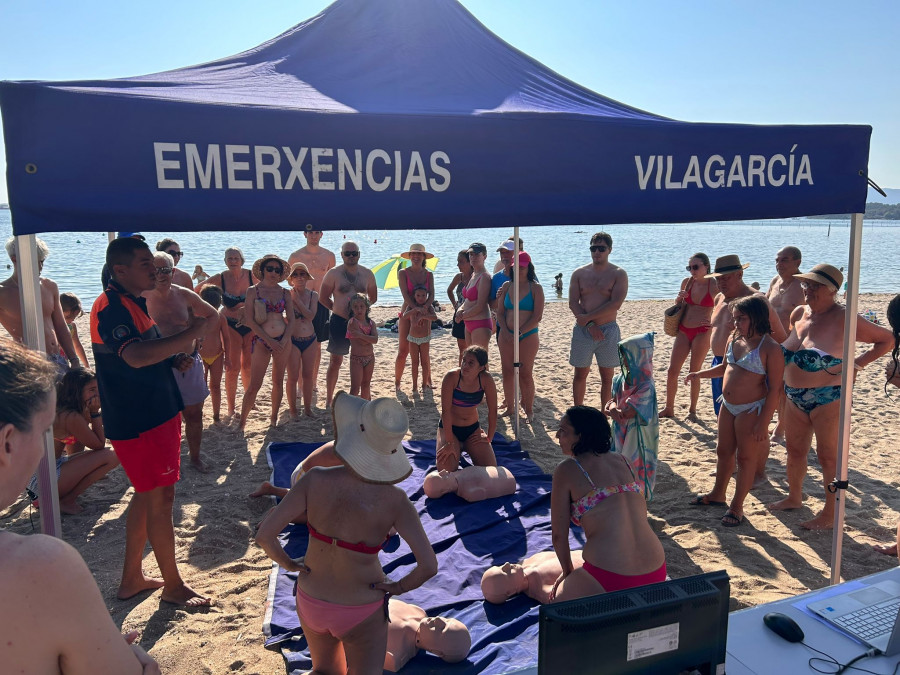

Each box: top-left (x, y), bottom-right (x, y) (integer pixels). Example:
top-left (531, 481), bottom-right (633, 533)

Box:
top-left (1, 211), bottom-right (897, 307)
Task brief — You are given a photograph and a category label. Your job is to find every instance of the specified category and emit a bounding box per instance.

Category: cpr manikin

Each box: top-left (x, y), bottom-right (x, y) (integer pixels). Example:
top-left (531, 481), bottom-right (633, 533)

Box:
top-left (384, 598), bottom-right (471, 671)
top-left (423, 465), bottom-right (516, 501)
top-left (481, 550), bottom-right (585, 604)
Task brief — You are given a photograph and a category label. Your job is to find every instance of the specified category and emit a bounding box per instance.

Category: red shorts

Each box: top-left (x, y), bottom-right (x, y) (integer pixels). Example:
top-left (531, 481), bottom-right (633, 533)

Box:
top-left (111, 414), bottom-right (182, 493)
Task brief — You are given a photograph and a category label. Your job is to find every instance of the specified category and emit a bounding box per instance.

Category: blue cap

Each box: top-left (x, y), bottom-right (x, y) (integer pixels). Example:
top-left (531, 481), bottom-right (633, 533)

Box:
top-left (117, 231), bottom-right (146, 240)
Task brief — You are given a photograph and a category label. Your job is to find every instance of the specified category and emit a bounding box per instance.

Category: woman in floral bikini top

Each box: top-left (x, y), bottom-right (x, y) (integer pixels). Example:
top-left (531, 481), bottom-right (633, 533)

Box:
top-left (550, 405), bottom-right (666, 602)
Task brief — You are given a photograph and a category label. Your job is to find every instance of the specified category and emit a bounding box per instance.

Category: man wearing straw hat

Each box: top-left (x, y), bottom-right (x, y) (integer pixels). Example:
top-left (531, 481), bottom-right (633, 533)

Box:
top-left (706, 255), bottom-right (787, 420)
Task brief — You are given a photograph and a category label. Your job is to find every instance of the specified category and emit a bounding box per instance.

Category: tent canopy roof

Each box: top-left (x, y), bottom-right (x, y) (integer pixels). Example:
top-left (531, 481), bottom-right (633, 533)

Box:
top-left (32, 0), bottom-right (666, 120)
top-left (0, 0), bottom-right (871, 234)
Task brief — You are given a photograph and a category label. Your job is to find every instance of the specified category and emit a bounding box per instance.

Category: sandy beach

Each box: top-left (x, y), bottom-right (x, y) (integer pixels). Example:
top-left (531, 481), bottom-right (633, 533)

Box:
top-left (2, 293), bottom-right (899, 674)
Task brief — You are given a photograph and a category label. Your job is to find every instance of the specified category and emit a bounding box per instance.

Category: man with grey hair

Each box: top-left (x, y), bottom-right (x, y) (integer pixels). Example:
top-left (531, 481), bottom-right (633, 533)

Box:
top-left (144, 251), bottom-right (219, 472)
top-left (0, 236), bottom-right (82, 372)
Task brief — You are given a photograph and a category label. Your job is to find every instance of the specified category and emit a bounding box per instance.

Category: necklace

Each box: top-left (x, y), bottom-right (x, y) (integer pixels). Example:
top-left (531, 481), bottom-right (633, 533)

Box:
top-left (778, 278), bottom-right (795, 295)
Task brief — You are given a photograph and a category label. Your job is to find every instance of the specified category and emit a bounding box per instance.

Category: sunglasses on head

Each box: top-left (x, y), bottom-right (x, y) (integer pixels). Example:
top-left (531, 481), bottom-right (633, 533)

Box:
top-left (264, 265), bottom-right (282, 274)
top-left (343, 251), bottom-right (360, 257)
top-left (166, 250), bottom-right (184, 258)
top-left (589, 245), bottom-right (608, 253)
top-left (686, 264), bottom-right (703, 271)
top-left (156, 267), bottom-right (173, 275)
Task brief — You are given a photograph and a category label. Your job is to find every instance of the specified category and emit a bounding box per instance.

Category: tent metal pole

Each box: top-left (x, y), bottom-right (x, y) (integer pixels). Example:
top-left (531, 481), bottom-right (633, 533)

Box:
top-left (14, 234), bottom-right (62, 538)
top-left (107, 231), bottom-right (116, 243)
top-left (830, 213), bottom-right (863, 584)
top-left (512, 227), bottom-right (520, 439)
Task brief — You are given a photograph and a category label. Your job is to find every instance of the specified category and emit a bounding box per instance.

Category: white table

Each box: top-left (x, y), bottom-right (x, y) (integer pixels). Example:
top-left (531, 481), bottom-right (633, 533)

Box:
top-left (727, 567), bottom-right (900, 674)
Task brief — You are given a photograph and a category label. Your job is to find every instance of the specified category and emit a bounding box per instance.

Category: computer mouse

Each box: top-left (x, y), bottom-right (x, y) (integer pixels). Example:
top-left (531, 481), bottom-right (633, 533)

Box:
top-left (763, 612), bottom-right (805, 643)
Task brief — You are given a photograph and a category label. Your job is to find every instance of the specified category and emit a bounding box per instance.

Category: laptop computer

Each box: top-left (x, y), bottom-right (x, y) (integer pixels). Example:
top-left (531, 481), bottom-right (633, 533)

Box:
top-left (807, 580), bottom-right (900, 655)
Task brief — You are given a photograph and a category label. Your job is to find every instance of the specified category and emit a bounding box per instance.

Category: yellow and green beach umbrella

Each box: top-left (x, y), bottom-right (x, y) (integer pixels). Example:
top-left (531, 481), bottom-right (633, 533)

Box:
top-left (371, 254), bottom-right (439, 290)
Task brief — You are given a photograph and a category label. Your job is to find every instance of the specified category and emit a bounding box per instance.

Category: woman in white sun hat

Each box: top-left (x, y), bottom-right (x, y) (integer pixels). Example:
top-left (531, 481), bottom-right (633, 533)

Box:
top-left (256, 392), bottom-right (437, 674)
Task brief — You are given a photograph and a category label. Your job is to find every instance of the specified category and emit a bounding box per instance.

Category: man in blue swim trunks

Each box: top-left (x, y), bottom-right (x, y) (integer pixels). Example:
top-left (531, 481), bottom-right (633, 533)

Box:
top-left (568, 232), bottom-right (628, 409)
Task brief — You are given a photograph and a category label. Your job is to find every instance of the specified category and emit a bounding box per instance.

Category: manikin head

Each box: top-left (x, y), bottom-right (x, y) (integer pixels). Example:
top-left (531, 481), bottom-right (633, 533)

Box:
top-left (423, 470), bottom-right (458, 498)
top-left (481, 562), bottom-right (528, 603)
top-left (416, 616), bottom-right (471, 663)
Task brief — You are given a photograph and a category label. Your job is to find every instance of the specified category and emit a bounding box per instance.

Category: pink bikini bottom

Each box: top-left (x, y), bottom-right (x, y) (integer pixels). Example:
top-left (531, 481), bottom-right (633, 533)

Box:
top-left (295, 587), bottom-right (386, 638)
top-left (582, 560), bottom-right (667, 592)
top-left (464, 317), bottom-right (494, 333)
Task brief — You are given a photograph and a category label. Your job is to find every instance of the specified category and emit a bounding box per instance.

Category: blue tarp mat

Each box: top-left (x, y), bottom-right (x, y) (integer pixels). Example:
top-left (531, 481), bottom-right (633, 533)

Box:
top-left (261, 435), bottom-right (583, 674)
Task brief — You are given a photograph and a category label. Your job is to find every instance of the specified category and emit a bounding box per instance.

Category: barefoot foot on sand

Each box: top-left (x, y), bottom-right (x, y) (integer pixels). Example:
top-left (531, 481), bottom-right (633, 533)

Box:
top-left (190, 457), bottom-right (212, 474)
top-left (161, 583), bottom-right (213, 608)
top-left (659, 407), bottom-right (675, 418)
top-left (873, 543), bottom-right (898, 556)
top-left (800, 513), bottom-right (834, 530)
top-left (249, 481), bottom-right (287, 499)
top-left (770, 433), bottom-right (785, 446)
top-left (752, 473), bottom-right (768, 489)
top-left (767, 497), bottom-right (803, 512)
top-left (117, 576), bottom-right (165, 600)
top-left (304, 407), bottom-right (314, 417)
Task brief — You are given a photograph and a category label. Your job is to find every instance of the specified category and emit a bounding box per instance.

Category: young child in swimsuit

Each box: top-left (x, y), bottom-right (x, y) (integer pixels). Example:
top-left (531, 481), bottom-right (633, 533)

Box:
top-left (198, 285), bottom-right (231, 423)
top-left (685, 295), bottom-right (784, 527)
top-left (347, 293), bottom-right (378, 399)
top-left (59, 292), bottom-right (89, 368)
top-left (192, 264), bottom-right (210, 285)
top-left (402, 286), bottom-right (437, 394)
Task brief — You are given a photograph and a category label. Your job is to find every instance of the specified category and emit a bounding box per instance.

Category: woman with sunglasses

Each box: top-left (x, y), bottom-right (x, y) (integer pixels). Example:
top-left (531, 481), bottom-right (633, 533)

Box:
top-left (660, 253), bottom-right (717, 419)
top-left (454, 243), bottom-right (493, 350)
top-left (394, 244), bottom-right (435, 393)
top-left (238, 255), bottom-right (295, 430)
top-left (200, 247), bottom-right (255, 419)
top-left (287, 262), bottom-right (320, 418)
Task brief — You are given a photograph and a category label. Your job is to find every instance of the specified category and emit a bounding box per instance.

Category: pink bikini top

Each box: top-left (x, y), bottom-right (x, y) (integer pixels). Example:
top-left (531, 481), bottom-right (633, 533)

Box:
top-left (461, 273), bottom-right (483, 302)
top-left (345, 318), bottom-right (373, 338)
top-left (569, 455), bottom-right (642, 527)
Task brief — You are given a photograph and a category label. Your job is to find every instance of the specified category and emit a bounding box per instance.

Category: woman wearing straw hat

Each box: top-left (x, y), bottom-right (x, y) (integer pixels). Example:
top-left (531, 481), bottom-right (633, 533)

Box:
top-left (767, 264), bottom-right (892, 530)
top-left (238, 255), bottom-right (295, 430)
top-left (394, 243), bottom-right (435, 393)
top-left (256, 393), bottom-right (437, 674)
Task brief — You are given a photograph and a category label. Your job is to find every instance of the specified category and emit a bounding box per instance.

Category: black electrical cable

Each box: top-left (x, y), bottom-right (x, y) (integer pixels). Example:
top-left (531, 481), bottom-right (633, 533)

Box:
top-left (801, 639), bottom-right (900, 675)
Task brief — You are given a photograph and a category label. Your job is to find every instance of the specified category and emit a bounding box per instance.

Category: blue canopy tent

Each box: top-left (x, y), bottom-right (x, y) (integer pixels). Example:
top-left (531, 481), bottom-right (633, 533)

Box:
top-left (0, 0), bottom-right (870, 581)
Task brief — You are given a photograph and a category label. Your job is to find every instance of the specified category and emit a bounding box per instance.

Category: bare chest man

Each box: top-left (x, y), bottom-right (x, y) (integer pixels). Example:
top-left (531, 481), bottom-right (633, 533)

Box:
top-left (0, 277), bottom-right (62, 354)
top-left (573, 264), bottom-right (619, 315)
top-left (331, 267), bottom-right (370, 318)
top-left (767, 276), bottom-right (805, 332)
top-left (144, 288), bottom-right (190, 337)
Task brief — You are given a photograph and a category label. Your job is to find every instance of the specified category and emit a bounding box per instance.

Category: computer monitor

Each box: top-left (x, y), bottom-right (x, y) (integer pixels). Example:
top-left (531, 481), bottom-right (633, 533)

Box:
top-left (538, 570), bottom-right (730, 675)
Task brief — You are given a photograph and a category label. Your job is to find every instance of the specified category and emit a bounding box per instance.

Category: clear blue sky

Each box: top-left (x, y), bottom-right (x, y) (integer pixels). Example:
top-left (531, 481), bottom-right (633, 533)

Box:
top-left (1, 0), bottom-right (897, 204)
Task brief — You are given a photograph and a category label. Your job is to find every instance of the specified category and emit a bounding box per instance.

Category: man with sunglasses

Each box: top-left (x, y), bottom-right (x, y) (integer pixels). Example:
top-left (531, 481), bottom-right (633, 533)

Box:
top-left (144, 251), bottom-right (219, 473)
top-left (155, 238), bottom-right (193, 290)
top-left (568, 232), bottom-right (627, 408)
top-left (318, 241), bottom-right (377, 405)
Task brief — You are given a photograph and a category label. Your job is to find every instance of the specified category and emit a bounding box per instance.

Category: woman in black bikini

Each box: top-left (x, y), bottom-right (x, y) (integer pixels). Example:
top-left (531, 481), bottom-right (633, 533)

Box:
top-left (287, 263), bottom-right (320, 418)
top-left (238, 255), bottom-right (295, 430)
top-left (436, 345), bottom-right (498, 473)
top-left (200, 246), bottom-right (255, 418)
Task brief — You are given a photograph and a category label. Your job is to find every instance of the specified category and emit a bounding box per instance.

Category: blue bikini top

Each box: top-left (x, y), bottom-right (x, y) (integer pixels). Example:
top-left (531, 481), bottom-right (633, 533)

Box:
top-left (727, 339), bottom-right (766, 375)
top-left (782, 346), bottom-right (843, 373)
